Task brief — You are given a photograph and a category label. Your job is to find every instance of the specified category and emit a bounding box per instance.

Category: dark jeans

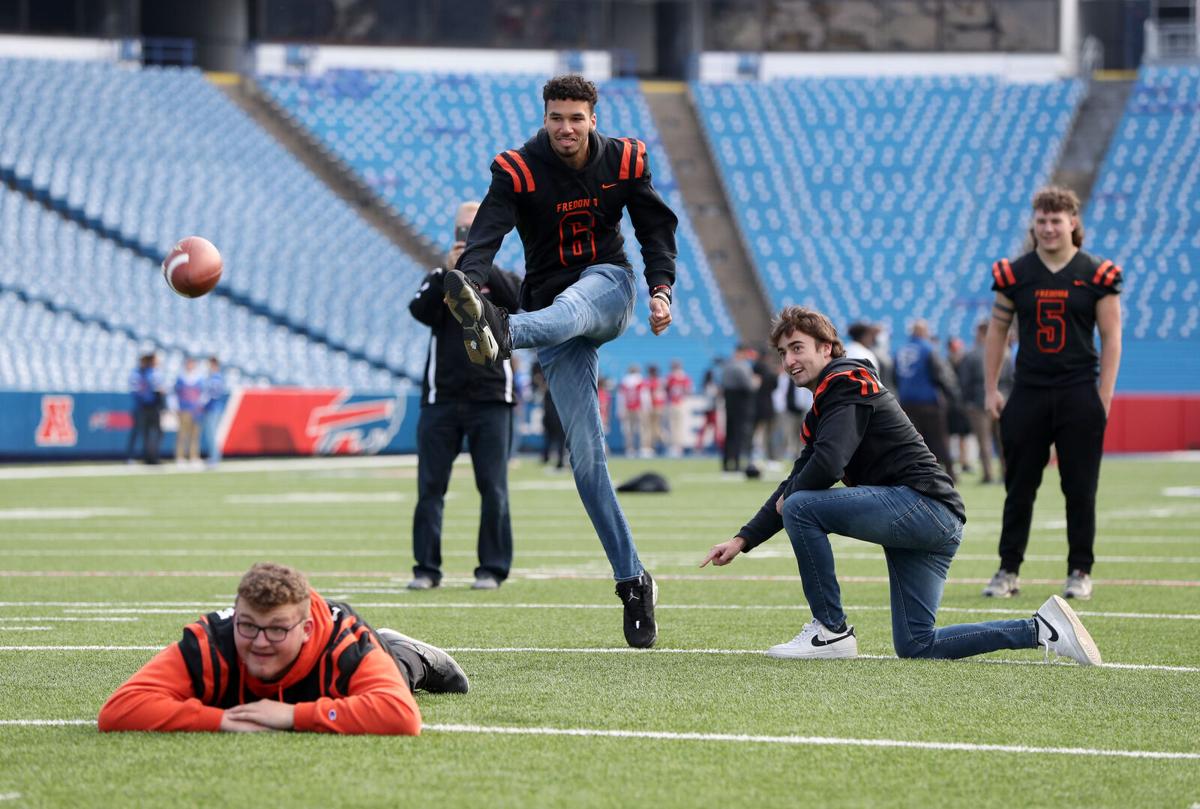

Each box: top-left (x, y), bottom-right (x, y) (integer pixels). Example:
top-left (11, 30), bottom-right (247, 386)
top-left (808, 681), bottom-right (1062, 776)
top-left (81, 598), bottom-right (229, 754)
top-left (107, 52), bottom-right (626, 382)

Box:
top-left (998, 382), bottom-right (1107, 575)
top-left (722, 389), bottom-right (753, 471)
top-left (781, 485), bottom-right (1036, 658)
top-left (412, 401), bottom-right (513, 583)
top-left (127, 404), bottom-right (161, 464)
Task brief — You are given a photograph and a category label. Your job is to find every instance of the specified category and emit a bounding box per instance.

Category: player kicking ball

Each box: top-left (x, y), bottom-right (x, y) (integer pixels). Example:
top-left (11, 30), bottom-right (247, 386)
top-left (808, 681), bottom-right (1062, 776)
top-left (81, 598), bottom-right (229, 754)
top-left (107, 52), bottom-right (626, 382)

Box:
top-left (701, 306), bottom-right (1101, 666)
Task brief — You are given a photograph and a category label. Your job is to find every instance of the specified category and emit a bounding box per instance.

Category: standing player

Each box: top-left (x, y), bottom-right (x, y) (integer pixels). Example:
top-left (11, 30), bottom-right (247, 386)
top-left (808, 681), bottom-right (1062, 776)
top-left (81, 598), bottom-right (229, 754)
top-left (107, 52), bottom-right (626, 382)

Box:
top-left (442, 75), bottom-right (677, 647)
top-left (982, 187), bottom-right (1123, 600)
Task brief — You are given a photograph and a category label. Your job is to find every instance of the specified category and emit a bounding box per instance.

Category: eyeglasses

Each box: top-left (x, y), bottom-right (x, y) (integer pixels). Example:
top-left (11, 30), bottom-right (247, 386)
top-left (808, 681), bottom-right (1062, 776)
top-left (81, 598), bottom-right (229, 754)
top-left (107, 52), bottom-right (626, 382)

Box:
top-left (234, 615), bottom-right (306, 643)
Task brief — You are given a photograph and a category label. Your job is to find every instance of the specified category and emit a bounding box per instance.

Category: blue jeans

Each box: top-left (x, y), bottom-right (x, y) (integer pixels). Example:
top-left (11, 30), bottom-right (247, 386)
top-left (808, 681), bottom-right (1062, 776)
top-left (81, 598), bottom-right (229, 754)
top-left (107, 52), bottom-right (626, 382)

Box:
top-left (412, 401), bottom-right (513, 583)
top-left (781, 485), bottom-right (1037, 659)
top-left (510, 263), bottom-right (642, 581)
top-left (202, 405), bottom-right (224, 466)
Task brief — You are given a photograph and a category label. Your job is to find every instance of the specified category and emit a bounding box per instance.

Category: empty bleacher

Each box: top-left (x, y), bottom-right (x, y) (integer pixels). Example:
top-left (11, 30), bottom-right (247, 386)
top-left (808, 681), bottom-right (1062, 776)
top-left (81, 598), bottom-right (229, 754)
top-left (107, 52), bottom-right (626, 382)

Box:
top-left (1088, 65), bottom-right (1200, 391)
top-left (692, 75), bottom-right (1083, 343)
top-left (258, 71), bottom-right (738, 379)
top-left (0, 58), bottom-right (428, 390)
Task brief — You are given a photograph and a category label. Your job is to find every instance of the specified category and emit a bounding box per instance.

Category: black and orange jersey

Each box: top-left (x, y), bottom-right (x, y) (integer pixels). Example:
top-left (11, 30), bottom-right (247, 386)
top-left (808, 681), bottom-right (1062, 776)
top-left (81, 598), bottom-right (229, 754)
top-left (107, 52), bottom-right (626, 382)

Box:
top-left (737, 359), bottom-right (965, 550)
top-left (98, 591), bottom-right (420, 735)
top-left (991, 250), bottom-right (1122, 388)
top-left (456, 128), bottom-right (678, 311)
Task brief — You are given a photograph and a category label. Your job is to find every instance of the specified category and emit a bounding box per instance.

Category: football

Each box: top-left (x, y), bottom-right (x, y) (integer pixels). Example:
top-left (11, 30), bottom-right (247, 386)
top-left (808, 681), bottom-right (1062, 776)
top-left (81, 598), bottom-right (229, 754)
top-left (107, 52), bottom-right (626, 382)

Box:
top-left (162, 236), bottom-right (223, 298)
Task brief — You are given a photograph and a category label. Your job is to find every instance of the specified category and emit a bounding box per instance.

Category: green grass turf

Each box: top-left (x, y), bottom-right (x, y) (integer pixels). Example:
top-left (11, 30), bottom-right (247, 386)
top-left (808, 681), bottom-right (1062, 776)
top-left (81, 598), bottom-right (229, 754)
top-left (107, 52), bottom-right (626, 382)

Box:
top-left (1, 455), bottom-right (1198, 808)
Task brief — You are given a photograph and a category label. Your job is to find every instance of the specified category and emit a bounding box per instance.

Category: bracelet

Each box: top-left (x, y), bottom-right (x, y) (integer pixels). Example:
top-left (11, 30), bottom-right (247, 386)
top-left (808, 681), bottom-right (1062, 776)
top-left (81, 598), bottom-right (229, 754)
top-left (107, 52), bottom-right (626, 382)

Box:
top-left (651, 285), bottom-right (672, 305)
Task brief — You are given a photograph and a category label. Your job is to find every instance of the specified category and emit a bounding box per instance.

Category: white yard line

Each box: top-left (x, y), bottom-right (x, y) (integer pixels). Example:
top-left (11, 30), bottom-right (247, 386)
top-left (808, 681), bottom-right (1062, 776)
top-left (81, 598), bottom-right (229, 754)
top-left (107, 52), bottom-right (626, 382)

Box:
top-left (0, 644), bottom-right (1193, 673)
top-left (2, 718), bottom-right (1193, 760)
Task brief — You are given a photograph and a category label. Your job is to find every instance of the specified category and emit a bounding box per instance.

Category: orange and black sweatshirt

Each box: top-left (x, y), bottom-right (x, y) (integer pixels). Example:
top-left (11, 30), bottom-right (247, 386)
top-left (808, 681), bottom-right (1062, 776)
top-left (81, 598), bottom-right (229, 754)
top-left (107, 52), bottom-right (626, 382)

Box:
top-left (457, 128), bottom-right (678, 312)
top-left (97, 591), bottom-right (421, 735)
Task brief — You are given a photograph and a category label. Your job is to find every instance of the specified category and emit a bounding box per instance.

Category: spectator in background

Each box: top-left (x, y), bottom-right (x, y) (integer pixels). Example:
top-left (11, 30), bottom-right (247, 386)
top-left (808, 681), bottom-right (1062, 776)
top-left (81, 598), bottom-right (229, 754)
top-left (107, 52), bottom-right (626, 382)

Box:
top-left (618, 364), bottom-right (645, 458)
top-left (779, 369), bottom-right (813, 459)
top-left (720, 345), bottom-right (757, 472)
top-left (958, 324), bottom-right (996, 484)
top-left (642, 364), bottom-right (665, 457)
top-left (533, 362), bottom-right (565, 470)
top-left (845, 321), bottom-right (881, 372)
top-left (174, 357), bottom-right (205, 468)
top-left (406, 201), bottom-right (522, 592)
top-left (597, 375), bottom-right (613, 436)
top-left (751, 350), bottom-right (782, 465)
top-left (202, 356), bottom-right (227, 469)
top-left (665, 359), bottom-right (693, 458)
top-left (127, 352), bottom-right (164, 465)
top-left (945, 337), bottom-right (973, 477)
top-left (895, 320), bottom-right (960, 482)
top-left (696, 365), bottom-right (722, 454)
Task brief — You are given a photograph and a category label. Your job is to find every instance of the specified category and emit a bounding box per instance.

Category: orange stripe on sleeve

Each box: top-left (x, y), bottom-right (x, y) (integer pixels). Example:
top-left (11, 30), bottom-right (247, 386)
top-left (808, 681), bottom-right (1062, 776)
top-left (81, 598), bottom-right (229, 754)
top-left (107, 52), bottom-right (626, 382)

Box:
top-left (494, 153), bottom-right (523, 193)
top-left (1103, 262), bottom-right (1120, 286)
top-left (633, 139), bottom-right (646, 178)
top-left (1092, 260), bottom-right (1112, 285)
top-left (506, 150), bottom-right (536, 192)
top-left (992, 262), bottom-right (1004, 287)
top-left (1001, 258), bottom-right (1016, 286)
top-left (618, 138), bottom-right (632, 180)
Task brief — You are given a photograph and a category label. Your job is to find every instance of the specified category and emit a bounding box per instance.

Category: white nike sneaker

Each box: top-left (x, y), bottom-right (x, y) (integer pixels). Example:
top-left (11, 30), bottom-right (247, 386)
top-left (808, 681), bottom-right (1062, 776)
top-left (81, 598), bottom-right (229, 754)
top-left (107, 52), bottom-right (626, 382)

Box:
top-left (766, 619), bottom-right (858, 659)
top-left (1034, 595), bottom-right (1102, 666)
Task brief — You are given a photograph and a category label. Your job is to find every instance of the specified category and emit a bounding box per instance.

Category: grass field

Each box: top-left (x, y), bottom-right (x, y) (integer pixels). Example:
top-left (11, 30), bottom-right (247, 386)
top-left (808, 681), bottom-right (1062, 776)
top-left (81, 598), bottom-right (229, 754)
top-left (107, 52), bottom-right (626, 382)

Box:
top-left (1, 454), bottom-right (1198, 808)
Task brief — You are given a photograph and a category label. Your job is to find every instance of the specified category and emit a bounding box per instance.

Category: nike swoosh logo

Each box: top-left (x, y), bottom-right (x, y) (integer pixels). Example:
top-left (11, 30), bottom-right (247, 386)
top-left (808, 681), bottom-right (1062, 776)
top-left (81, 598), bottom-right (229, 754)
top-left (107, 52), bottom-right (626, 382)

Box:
top-left (1035, 613), bottom-right (1059, 642)
top-left (1073, 280), bottom-right (1086, 286)
top-left (811, 631), bottom-right (854, 647)
top-left (601, 182), bottom-right (618, 190)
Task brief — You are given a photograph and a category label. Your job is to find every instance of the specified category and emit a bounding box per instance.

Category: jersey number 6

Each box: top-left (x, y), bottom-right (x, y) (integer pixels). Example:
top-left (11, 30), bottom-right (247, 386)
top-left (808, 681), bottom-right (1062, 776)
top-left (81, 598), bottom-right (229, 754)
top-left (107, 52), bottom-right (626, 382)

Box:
top-left (559, 211), bottom-right (597, 266)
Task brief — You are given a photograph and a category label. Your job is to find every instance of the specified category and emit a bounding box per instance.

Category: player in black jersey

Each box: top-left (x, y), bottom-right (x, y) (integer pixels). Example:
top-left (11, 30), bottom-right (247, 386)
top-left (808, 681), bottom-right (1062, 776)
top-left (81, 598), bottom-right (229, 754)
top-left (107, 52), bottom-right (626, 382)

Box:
top-left (700, 307), bottom-right (1100, 665)
top-left (982, 187), bottom-right (1123, 600)
top-left (441, 75), bottom-right (678, 648)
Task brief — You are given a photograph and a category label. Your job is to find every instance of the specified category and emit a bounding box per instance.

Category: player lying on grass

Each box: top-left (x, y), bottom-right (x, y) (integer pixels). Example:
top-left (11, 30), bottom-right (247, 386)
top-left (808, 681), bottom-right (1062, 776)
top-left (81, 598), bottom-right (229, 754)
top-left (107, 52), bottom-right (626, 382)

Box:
top-left (701, 306), bottom-right (1102, 665)
top-left (99, 562), bottom-right (468, 734)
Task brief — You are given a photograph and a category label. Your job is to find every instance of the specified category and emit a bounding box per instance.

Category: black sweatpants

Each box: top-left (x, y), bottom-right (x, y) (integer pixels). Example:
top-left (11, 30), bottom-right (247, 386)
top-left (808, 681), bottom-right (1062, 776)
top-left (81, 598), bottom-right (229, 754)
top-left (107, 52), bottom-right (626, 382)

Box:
top-left (722, 389), bottom-right (753, 471)
top-left (997, 382), bottom-right (1108, 575)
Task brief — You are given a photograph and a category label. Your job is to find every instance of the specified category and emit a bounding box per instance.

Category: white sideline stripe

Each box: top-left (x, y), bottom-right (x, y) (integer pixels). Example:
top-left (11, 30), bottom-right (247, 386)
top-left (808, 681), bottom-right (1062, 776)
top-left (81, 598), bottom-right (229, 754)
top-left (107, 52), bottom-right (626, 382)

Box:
top-left (3, 718), bottom-right (1197, 761)
top-left (0, 793), bottom-right (22, 802)
top-left (1, 645), bottom-right (1194, 673)
top-left (421, 723), bottom-right (1200, 760)
top-left (0, 617), bottom-right (138, 622)
top-left (0, 627), bottom-right (51, 631)
top-left (0, 455), bottom-right (419, 480)
top-left (40, 603), bottom-right (1200, 622)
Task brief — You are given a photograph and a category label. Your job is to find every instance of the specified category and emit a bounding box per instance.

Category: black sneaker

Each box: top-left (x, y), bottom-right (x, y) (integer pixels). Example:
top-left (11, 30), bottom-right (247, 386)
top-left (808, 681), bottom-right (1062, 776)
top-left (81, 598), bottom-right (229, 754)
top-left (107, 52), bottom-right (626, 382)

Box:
top-left (376, 628), bottom-right (470, 693)
top-left (443, 269), bottom-right (512, 365)
top-left (615, 570), bottom-right (658, 648)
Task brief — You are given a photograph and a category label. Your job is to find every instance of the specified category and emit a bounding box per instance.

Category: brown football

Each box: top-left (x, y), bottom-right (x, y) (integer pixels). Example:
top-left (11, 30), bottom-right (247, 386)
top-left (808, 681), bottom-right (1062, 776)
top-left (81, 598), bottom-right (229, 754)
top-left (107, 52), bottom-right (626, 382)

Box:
top-left (162, 236), bottom-right (222, 298)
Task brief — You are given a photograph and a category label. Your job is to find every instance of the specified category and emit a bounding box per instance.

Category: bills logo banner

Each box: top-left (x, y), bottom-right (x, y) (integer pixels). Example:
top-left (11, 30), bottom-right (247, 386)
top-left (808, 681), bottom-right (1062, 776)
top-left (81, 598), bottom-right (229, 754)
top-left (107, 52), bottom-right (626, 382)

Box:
top-left (222, 389), bottom-right (408, 456)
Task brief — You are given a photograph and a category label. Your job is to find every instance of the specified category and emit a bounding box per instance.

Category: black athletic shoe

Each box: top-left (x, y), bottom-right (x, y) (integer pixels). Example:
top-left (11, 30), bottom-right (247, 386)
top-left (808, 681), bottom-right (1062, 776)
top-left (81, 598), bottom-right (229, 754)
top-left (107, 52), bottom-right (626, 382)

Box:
top-left (615, 570), bottom-right (658, 648)
top-left (377, 628), bottom-right (470, 693)
top-left (443, 269), bottom-right (512, 365)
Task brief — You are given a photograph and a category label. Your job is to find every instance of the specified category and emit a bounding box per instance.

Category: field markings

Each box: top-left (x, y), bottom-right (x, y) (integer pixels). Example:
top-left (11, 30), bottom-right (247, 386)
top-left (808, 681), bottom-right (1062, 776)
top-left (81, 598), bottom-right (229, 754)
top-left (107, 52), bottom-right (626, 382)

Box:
top-left (0, 508), bottom-right (147, 521)
top-left (1, 570), bottom-right (1198, 587)
top-left (0, 644), bottom-right (1194, 673)
top-left (30, 602), bottom-right (1200, 623)
top-left (0, 719), bottom-right (1196, 761)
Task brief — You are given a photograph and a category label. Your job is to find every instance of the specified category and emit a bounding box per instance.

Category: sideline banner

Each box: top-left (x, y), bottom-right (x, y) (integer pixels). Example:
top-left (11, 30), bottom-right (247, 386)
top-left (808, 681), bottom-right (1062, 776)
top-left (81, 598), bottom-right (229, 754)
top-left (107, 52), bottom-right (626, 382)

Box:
top-left (0, 389), bottom-right (418, 459)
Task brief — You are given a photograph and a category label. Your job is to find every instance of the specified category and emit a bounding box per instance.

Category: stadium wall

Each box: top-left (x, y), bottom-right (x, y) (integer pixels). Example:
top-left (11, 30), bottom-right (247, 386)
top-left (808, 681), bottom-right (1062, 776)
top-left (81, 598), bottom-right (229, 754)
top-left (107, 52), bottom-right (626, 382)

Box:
top-left (1, 390), bottom-right (1196, 459)
top-left (251, 43), bottom-right (613, 79)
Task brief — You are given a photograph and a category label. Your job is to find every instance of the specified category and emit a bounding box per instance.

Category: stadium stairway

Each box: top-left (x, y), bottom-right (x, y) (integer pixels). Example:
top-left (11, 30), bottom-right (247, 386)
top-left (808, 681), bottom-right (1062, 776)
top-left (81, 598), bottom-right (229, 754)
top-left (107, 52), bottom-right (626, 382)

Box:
top-left (1052, 73), bottom-right (1136, 206)
top-left (641, 81), bottom-right (772, 345)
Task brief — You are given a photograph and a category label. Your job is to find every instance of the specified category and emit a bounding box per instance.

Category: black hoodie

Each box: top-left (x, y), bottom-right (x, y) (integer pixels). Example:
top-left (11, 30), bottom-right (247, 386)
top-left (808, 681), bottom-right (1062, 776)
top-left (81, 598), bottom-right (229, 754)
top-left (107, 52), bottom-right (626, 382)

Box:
top-left (738, 358), bottom-right (966, 549)
top-left (456, 128), bottom-right (678, 311)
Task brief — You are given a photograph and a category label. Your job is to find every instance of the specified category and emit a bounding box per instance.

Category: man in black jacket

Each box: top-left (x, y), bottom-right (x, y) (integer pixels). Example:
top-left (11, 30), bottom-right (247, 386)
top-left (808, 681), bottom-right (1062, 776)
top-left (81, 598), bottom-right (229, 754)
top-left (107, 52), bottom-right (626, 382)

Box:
top-left (439, 75), bottom-right (678, 647)
top-left (407, 201), bottom-right (522, 591)
top-left (701, 306), bottom-right (1102, 667)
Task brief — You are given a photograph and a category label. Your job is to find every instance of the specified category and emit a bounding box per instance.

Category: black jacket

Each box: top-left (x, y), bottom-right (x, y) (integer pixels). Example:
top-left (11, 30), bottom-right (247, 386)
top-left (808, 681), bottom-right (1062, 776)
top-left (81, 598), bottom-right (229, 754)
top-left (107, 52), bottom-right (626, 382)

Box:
top-left (409, 265), bottom-right (521, 406)
top-left (738, 358), bottom-right (966, 549)
top-left (456, 128), bottom-right (678, 311)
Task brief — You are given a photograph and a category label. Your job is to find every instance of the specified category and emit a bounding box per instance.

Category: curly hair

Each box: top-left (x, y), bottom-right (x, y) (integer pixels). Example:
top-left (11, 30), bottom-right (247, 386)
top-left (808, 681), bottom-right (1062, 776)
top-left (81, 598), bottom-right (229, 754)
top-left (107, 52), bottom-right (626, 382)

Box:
top-left (769, 306), bottom-right (846, 358)
top-left (1030, 185), bottom-right (1085, 248)
top-left (543, 74), bottom-right (598, 112)
top-left (237, 563), bottom-right (310, 611)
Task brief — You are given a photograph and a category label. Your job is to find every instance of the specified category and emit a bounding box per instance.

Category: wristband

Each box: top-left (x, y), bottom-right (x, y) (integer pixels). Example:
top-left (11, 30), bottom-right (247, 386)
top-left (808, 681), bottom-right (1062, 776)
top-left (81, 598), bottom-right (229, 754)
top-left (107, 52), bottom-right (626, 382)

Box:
top-left (651, 285), bottom-right (672, 305)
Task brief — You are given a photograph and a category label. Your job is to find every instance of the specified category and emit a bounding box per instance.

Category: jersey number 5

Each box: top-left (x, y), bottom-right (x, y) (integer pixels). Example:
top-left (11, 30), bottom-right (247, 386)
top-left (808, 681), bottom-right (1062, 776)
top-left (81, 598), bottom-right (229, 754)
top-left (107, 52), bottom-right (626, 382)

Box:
top-left (559, 212), bottom-right (596, 266)
top-left (1035, 299), bottom-right (1066, 353)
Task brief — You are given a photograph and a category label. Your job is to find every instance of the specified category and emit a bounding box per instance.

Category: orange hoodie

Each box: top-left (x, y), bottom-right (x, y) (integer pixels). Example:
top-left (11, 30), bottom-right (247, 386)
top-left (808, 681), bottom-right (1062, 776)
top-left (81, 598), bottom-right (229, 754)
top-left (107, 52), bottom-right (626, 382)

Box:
top-left (97, 592), bottom-right (421, 735)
